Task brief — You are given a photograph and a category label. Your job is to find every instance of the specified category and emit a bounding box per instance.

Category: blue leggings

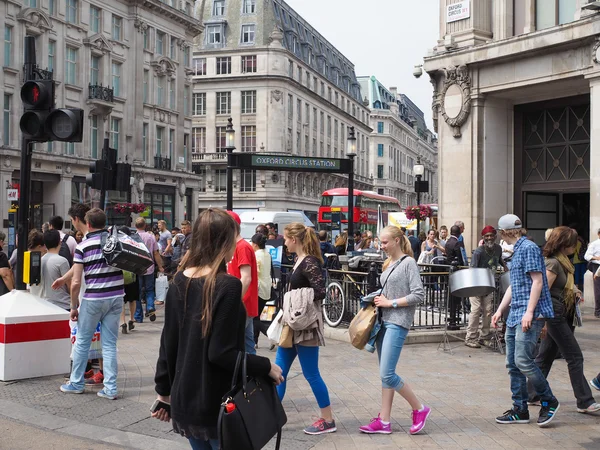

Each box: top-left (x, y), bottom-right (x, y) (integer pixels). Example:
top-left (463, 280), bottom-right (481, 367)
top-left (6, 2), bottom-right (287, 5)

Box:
top-left (275, 345), bottom-right (331, 409)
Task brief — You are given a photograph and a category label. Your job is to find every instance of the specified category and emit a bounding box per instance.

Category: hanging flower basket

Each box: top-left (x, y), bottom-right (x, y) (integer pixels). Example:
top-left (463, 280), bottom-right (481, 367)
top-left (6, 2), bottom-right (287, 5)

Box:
top-left (405, 205), bottom-right (432, 221)
top-left (113, 203), bottom-right (146, 214)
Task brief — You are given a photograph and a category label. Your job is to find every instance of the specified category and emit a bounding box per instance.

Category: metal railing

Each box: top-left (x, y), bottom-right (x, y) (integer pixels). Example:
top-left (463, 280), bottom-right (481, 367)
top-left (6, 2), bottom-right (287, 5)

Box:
top-left (154, 156), bottom-right (171, 170)
top-left (88, 84), bottom-right (114, 102)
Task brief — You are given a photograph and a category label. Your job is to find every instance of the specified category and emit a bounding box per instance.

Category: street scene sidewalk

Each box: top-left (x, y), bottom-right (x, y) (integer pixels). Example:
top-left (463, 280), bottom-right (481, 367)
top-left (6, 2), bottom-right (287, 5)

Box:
top-left (2, 303), bottom-right (600, 449)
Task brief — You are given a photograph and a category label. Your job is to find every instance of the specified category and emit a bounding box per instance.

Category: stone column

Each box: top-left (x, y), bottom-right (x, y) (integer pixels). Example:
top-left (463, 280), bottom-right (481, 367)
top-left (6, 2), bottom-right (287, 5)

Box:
top-left (588, 76), bottom-right (600, 234)
top-left (524, 0), bottom-right (536, 34)
top-left (493, 0), bottom-right (513, 40)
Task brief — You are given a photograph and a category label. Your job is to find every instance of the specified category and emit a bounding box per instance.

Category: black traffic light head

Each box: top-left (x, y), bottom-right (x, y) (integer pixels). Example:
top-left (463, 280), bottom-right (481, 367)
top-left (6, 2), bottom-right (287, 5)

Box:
top-left (86, 160), bottom-right (105, 190)
top-left (114, 163), bottom-right (132, 192)
top-left (19, 80), bottom-right (55, 141)
top-left (47, 108), bottom-right (84, 142)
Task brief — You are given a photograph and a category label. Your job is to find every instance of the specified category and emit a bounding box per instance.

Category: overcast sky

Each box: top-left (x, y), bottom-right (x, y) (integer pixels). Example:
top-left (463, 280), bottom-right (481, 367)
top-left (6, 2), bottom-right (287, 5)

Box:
top-left (285, 0), bottom-right (440, 131)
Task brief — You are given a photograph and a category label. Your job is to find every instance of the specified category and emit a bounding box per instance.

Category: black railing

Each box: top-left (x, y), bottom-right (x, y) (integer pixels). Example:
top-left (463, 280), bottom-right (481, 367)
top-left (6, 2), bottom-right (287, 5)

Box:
top-left (88, 84), bottom-right (114, 102)
top-left (154, 156), bottom-right (171, 170)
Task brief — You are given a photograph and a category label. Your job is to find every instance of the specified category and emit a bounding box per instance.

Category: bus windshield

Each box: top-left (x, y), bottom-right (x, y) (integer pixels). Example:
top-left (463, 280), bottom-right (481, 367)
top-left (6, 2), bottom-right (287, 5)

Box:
top-left (321, 195), bottom-right (357, 207)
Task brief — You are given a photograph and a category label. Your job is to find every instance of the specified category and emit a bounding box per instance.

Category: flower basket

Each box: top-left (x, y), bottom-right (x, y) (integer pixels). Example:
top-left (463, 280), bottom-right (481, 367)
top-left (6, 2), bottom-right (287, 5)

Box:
top-left (405, 205), bottom-right (432, 221)
top-left (113, 203), bottom-right (146, 215)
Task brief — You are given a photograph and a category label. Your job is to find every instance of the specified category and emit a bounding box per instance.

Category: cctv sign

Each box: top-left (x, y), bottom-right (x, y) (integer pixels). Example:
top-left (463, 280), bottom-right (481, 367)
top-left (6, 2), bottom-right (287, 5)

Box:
top-left (447, 0), bottom-right (470, 23)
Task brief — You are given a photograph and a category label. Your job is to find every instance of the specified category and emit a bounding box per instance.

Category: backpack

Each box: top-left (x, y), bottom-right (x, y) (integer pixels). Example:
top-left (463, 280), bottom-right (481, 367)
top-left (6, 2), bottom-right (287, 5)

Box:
top-left (171, 233), bottom-right (185, 262)
top-left (59, 234), bottom-right (73, 267)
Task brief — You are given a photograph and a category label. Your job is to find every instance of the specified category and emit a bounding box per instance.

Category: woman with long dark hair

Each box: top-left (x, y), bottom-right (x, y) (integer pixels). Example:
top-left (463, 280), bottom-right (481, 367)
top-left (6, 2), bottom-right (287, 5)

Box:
top-left (275, 222), bottom-right (335, 435)
top-left (533, 226), bottom-right (600, 413)
top-left (152, 208), bottom-right (283, 450)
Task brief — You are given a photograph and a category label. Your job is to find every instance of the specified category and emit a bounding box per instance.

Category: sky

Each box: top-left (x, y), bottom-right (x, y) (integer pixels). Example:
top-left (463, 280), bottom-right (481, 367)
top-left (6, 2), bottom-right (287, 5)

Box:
top-left (285, 0), bottom-right (440, 131)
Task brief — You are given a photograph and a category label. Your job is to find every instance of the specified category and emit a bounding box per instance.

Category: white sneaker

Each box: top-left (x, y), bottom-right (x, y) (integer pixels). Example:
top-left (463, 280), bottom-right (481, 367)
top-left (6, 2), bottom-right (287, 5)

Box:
top-left (577, 403), bottom-right (600, 414)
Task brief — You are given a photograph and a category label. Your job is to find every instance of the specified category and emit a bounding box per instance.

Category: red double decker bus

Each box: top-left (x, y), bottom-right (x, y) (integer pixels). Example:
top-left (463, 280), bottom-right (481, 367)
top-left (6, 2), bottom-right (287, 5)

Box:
top-left (318, 188), bottom-right (402, 233)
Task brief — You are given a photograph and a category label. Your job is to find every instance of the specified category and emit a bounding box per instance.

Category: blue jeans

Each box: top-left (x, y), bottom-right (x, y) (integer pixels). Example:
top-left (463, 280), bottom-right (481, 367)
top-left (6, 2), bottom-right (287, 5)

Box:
top-left (505, 321), bottom-right (556, 411)
top-left (376, 322), bottom-right (409, 390)
top-left (275, 345), bottom-right (331, 408)
top-left (188, 437), bottom-right (218, 450)
top-left (245, 316), bottom-right (256, 355)
top-left (70, 296), bottom-right (123, 396)
top-left (135, 273), bottom-right (156, 322)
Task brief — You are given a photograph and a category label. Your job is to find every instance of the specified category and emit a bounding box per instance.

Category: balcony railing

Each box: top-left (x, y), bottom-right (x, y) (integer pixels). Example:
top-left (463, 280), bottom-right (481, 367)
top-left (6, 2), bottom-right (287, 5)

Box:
top-left (88, 84), bottom-right (114, 103)
top-left (191, 152), bottom-right (227, 162)
top-left (154, 156), bottom-right (171, 170)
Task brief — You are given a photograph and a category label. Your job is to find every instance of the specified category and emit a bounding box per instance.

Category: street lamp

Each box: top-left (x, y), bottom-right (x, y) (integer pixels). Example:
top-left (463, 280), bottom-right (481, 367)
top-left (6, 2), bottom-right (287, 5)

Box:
top-left (413, 156), bottom-right (425, 238)
top-left (346, 126), bottom-right (357, 253)
top-left (225, 117), bottom-right (236, 211)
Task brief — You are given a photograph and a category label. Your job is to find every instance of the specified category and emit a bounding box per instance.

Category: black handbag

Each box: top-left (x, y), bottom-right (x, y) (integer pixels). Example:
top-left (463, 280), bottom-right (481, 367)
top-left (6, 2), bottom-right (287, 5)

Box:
top-left (217, 352), bottom-right (287, 450)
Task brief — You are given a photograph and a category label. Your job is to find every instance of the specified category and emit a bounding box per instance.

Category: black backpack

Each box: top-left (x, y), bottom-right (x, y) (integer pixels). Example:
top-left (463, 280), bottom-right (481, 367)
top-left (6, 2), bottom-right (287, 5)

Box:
top-left (59, 234), bottom-right (73, 267)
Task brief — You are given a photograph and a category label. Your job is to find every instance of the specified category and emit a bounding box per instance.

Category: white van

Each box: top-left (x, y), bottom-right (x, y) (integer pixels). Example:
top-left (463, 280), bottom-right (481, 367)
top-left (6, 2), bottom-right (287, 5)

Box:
top-left (239, 211), bottom-right (313, 240)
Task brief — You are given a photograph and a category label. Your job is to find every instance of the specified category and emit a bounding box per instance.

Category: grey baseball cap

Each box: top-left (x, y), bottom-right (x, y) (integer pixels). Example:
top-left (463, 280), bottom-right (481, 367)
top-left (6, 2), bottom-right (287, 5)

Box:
top-left (498, 214), bottom-right (522, 231)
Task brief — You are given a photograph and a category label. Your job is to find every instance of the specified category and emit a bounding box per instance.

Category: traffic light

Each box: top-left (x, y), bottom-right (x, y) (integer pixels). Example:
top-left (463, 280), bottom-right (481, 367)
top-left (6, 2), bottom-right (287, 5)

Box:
top-left (19, 80), bottom-right (54, 141)
top-left (86, 160), bottom-right (105, 190)
top-left (47, 108), bottom-right (84, 142)
top-left (114, 163), bottom-right (132, 192)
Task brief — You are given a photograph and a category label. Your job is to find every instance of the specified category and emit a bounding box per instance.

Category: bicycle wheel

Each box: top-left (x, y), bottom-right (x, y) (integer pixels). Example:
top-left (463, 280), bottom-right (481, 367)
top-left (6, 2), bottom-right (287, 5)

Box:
top-left (323, 281), bottom-right (345, 327)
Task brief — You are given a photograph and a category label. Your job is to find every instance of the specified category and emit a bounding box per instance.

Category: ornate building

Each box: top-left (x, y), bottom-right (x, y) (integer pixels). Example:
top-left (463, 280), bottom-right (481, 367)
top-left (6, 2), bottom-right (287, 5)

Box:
top-left (358, 75), bottom-right (438, 208)
top-left (424, 0), bottom-right (599, 251)
top-left (191, 0), bottom-right (373, 222)
top-left (0, 0), bottom-right (202, 243)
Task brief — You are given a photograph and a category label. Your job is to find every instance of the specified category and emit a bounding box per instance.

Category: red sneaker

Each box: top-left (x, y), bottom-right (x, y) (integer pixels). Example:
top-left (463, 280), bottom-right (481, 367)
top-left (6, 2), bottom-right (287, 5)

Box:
top-left (85, 371), bottom-right (104, 385)
top-left (84, 369), bottom-right (94, 379)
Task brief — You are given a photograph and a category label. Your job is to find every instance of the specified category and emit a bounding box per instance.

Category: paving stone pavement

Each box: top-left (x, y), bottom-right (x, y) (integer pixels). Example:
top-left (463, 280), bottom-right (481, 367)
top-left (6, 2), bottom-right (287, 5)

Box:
top-left (2, 303), bottom-right (600, 449)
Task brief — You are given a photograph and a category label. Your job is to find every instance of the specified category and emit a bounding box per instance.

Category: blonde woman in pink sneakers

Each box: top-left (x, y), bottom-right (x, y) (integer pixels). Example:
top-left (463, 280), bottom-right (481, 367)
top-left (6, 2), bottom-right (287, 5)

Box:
top-left (359, 226), bottom-right (431, 435)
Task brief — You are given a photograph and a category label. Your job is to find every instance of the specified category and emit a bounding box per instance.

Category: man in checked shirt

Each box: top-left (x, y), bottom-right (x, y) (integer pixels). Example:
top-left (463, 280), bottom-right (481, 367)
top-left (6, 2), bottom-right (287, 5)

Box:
top-left (491, 214), bottom-right (559, 428)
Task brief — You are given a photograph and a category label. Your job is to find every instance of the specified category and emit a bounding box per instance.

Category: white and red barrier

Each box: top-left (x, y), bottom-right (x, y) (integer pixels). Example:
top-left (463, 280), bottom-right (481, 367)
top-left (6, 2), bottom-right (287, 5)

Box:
top-left (0, 290), bottom-right (71, 381)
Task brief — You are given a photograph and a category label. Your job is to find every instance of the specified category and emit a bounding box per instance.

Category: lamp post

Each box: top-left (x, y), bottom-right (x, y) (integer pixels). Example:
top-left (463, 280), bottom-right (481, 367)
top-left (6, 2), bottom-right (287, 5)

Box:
top-left (413, 156), bottom-right (425, 238)
top-left (346, 126), bottom-right (357, 253)
top-left (225, 117), bottom-right (236, 211)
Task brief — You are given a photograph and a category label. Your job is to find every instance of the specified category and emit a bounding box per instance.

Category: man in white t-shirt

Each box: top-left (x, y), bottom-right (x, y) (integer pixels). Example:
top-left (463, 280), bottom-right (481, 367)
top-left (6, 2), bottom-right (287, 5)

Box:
top-left (30, 230), bottom-right (71, 310)
top-left (49, 215), bottom-right (77, 257)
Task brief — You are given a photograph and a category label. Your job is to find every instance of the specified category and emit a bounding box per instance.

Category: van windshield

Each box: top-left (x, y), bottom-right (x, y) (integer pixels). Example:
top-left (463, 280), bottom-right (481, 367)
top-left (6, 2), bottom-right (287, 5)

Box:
top-left (240, 223), bottom-right (258, 240)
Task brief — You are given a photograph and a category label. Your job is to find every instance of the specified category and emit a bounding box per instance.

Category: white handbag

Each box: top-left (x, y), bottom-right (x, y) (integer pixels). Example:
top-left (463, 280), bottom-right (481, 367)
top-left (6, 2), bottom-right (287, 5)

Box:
top-left (266, 310), bottom-right (284, 343)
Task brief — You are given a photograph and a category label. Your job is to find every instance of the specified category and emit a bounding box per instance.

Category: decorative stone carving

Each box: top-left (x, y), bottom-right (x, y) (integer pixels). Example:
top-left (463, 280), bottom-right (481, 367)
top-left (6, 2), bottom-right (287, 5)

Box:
top-left (271, 173), bottom-right (279, 184)
top-left (269, 27), bottom-right (284, 48)
top-left (64, 164), bottom-right (72, 175)
top-left (271, 90), bottom-right (283, 103)
top-left (135, 172), bottom-right (145, 197)
top-left (177, 179), bottom-right (186, 199)
top-left (17, 8), bottom-right (53, 34)
top-left (151, 57), bottom-right (177, 78)
top-left (133, 18), bottom-right (148, 32)
top-left (429, 73), bottom-right (441, 134)
top-left (593, 36), bottom-right (600, 64)
top-left (83, 33), bottom-right (114, 55)
top-left (3, 156), bottom-right (11, 168)
top-left (440, 65), bottom-right (472, 138)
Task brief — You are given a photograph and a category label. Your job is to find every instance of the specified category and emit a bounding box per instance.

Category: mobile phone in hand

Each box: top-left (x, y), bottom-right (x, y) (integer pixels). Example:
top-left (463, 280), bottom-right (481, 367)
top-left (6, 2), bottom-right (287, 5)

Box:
top-left (150, 399), bottom-right (171, 415)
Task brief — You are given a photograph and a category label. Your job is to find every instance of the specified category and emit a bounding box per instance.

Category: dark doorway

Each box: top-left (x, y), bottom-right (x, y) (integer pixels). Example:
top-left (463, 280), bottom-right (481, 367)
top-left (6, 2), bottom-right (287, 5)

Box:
top-left (563, 192), bottom-right (590, 242)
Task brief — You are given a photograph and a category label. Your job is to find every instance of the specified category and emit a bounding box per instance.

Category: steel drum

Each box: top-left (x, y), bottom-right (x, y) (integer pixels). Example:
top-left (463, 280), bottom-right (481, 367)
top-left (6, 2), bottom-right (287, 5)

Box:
top-left (449, 268), bottom-right (496, 297)
top-left (499, 271), bottom-right (511, 295)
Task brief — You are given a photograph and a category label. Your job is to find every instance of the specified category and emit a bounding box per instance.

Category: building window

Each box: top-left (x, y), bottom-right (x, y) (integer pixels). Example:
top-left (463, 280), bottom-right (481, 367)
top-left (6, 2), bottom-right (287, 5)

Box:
top-left (169, 129), bottom-right (175, 160)
top-left (313, 107), bottom-right (317, 130)
top-left (377, 165), bottom-right (384, 179)
top-left (48, 0), bottom-right (56, 15)
top-left (90, 115), bottom-right (98, 158)
top-left (65, 47), bottom-right (77, 85)
top-left (377, 121), bottom-right (384, 133)
top-left (112, 62), bottom-right (121, 96)
top-left (288, 94), bottom-right (293, 121)
top-left (143, 27), bottom-right (150, 49)
top-left (216, 126), bottom-right (227, 152)
top-left (212, 0), bottom-right (225, 16)
top-left (111, 118), bottom-right (120, 151)
top-left (241, 24), bottom-right (255, 44)
top-left (241, 125), bottom-right (256, 152)
top-left (377, 143), bottom-right (384, 157)
top-left (143, 69), bottom-right (149, 103)
top-left (536, 0), bottom-right (577, 30)
top-left (183, 45), bottom-right (190, 66)
top-left (65, 142), bottom-right (75, 155)
top-left (142, 123), bottom-right (148, 161)
top-left (240, 170), bottom-right (256, 192)
top-left (4, 26), bottom-right (12, 67)
top-left (66, 0), bottom-right (78, 24)
top-left (156, 126), bottom-right (163, 156)
top-left (215, 169), bottom-right (227, 192)
top-left (48, 40), bottom-right (55, 71)
top-left (288, 60), bottom-right (293, 77)
top-left (193, 57), bottom-right (206, 75)
top-left (216, 56), bottom-right (231, 74)
top-left (170, 37), bottom-right (176, 59)
top-left (90, 6), bottom-right (101, 33)
top-left (193, 92), bottom-right (206, 116)
top-left (156, 31), bottom-right (165, 55)
top-left (241, 55), bottom-right (257, 73)
top-left (3, 94), bottom-right (10, 146)
top-left (320, 111), bottom-right (324, 133)
top-left (242, 0), bottom-right (256, 14)
top-left (168, 79), bottom-right (175, 109)
top-left (192, 127), bottom-right (206, 153)
top-left (111, 15), bottom-right (122, 41)
top-left (207, 24), bottom-right (223, 45)
top-left (184, 86), bottom-right (190, 116)
top-left (216, 92), bottom-right (231, 115)
top-left (241, 90), bottom-right (256, 114)
top-left (90, 55), bottom-right (100, 85)
top-left (157, 76), bottom-right (165, 106)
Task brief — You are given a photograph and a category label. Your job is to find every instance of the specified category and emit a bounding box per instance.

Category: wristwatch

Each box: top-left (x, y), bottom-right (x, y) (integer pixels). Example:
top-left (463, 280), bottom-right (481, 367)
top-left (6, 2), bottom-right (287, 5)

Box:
top-left (392, 299), bottom-right (398, 308)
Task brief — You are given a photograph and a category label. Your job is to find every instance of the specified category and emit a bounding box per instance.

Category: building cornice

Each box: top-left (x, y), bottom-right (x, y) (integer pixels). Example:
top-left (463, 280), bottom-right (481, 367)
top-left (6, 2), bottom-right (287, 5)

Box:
top-left (128, 0), bottom-right (203, 36)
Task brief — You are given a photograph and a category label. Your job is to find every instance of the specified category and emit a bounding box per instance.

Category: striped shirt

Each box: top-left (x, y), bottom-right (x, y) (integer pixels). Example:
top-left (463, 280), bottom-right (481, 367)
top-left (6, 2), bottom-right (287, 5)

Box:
top-left (74, 230), bottom-right (124, 301)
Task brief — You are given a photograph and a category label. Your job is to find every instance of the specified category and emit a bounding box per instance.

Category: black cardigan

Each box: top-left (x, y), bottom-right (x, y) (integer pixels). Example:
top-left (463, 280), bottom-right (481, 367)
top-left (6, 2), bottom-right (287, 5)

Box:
top-left (155, 271), bottom-right (272, 439)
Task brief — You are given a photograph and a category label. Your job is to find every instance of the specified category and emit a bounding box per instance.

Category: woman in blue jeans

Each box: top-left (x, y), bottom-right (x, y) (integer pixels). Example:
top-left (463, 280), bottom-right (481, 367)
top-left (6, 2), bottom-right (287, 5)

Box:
top-left (275, 223), bottom-right (335, 435)
top-left (360, 226), bottom-right (430, 435)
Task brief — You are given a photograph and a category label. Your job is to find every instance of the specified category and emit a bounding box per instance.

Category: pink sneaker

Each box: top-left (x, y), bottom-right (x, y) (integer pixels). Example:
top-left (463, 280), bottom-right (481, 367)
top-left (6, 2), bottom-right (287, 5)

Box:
top-left (359, 414), bottom-right (392, 434)
top-left (410, 405), bottom-right (431, 435)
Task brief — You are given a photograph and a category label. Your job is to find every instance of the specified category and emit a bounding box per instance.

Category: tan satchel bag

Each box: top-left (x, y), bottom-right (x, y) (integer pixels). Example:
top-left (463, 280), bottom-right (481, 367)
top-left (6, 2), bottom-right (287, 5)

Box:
top-left (348, 304), bottom-right (377, 349)
top-left (279, 324), bottom-right (293, 348)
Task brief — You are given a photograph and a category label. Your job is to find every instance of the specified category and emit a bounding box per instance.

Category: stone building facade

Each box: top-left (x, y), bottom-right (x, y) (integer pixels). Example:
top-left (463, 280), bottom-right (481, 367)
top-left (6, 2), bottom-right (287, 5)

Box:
top-left (1, 0), bottom-right (202, 246)
top-left (358, 75), bottom-right (438, 208)
top-left (424, 0), bottom-right (600, 251)
top-left (191, 0), bottom-right (373, 222)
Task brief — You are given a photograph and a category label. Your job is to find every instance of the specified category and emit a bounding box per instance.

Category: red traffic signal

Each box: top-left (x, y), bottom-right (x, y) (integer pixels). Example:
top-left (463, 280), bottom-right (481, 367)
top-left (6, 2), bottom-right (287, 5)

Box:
top-left (21, 80), bottom-right (54, 110)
